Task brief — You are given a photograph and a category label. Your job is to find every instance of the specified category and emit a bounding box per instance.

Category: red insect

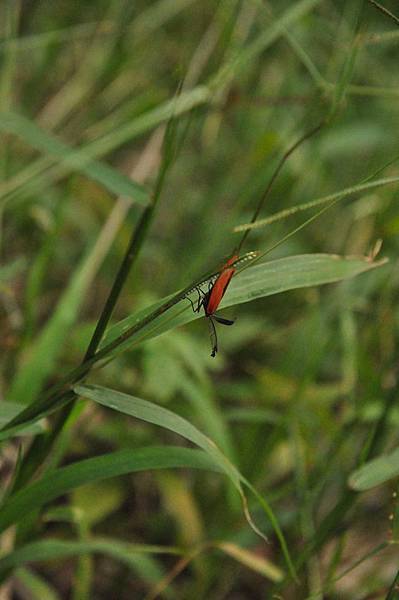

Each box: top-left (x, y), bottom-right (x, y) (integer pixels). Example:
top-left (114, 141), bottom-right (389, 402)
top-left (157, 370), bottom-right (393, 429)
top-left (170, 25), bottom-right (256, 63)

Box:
top-left (204, 255), bottom-right (237, 316)
top-left (189, 255), bottom-right (238, 357)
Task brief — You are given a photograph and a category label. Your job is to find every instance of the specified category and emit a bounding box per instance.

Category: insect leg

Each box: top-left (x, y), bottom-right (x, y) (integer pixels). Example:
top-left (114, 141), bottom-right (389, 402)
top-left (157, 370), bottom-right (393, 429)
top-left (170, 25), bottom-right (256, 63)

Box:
top-left (184, 295), bottom-right (197, 312)
top-left (214, 315), bottom-right (235, 326)
top-left (207, 316), bottom-right (218, 358)
top-left (195, 287), bottom-right (203, 312)
top-left (196, 285), bottom-right (208, 313)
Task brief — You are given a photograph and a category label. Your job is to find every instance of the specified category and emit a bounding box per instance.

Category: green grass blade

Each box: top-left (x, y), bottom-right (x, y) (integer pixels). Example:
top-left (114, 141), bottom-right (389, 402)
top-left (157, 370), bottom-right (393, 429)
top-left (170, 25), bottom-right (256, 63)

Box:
top-left (0, 402), bottom-right (46, 436)
top-left (101, 253), bottom-right (387, 357)
top-left (84, 85), bottom-right (210, 159)
top-left (0, 446), bottom-right (218, 535)
top-left (0, 538), bottom-right (179, 580)
top-left (15, 567), bottom-right (61, 600)
top-left (234, 175), bottom-right (399, 232)
top-left (348, 446), bottom-right (399, 491)
top-left (6, 245), bottom-right (102, 405)
top-left (0, 112), bottom-right (149, 205)
top-left (74, 384), bottom-right (297, 580)
top-left (75, 384), bottom-right (240, 483)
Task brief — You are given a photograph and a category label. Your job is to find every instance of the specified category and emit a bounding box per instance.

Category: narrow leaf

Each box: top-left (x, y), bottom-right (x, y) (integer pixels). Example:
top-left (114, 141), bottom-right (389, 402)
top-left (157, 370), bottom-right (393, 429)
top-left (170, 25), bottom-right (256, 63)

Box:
top-left (15, 567), bottom-right (61, 600)
top-left (7, 247), bottom-right (101, 404)
top-left (101, 253), bottom-right (386, 357)
top-left (74, 384), bottom-right (297, 580)
top-left (234, 176), bottom-right (399, 232)
top-left (217, 542), bottom-right (283, 582)
top-left (349, 447), bottom-right (399, 491)
top-left (0, 447), bottom-right (218, 534)
top-left (0, 402), bottom-right (46, 436)
top-left (0, 111), bottom-right (149, 205)
top-left (75, 384), bottom-right (240, 485)
top-left (0, 538), bottom-right (181, 576)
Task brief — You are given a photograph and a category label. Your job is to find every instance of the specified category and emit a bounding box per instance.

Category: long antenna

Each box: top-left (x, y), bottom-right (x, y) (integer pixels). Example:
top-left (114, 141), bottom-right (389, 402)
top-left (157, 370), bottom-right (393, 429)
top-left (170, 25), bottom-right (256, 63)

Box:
top-left (235, 119), bottom-right (326, 255)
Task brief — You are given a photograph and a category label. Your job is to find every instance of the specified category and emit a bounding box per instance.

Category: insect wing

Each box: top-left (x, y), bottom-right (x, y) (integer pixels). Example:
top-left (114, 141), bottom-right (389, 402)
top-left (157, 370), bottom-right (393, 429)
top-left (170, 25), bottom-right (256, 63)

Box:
top-left (205, 267), bottom-right (235, 315)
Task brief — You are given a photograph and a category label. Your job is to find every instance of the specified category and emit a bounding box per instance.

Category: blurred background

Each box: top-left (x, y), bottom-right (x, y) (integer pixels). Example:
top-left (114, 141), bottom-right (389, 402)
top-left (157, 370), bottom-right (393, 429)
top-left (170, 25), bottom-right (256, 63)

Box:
top-left (1, 0), bottom-right (399, 598)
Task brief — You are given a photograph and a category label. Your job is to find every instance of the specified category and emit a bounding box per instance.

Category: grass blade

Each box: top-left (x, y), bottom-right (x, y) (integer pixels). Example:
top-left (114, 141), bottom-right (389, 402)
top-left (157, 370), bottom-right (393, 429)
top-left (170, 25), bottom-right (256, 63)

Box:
top-left (0, 446), bottom-right (217, 535)
top-left (349, 446), bottom-right (399, 491)
top-left (14, 567), bottom-right (61, 600)
top-left (0, 538), bottom-right (180, 579)
top-left (74, 384), bottom-right (297, 580)
top-left (101, 253), bottom-right (387, 357)
top-left (234, 175), bottom-right (399, 233)
top-left (0, 112), bottom-right (149, 205)
top-left (0, 402), bottom-right (46, 437)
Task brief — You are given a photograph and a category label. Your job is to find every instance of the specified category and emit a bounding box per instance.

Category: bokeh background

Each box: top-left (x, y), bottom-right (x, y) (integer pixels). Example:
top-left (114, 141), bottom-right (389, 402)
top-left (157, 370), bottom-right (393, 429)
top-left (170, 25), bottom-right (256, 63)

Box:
top-left (1, 1), bottom-right (399, 598)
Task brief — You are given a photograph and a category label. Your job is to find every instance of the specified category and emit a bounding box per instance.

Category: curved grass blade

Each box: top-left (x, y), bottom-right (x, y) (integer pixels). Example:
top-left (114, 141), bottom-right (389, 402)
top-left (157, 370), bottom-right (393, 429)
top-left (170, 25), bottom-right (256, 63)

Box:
top-left (0, 112), bottom-right (149, 205)
top-left (74, 384), bottom-right (297, 581)
top-left (348, 446), bottom-right (399, 491)
top-left (234, 175), bottom-right (399, 233)
top-left (14, 567), bottom-right (61, 600)
top-left (0, 447), bottom-right (218, 535)
top-left (216, 542), bottom-right (283, 583)
top-left (0, 538), bottom-right (182, 576)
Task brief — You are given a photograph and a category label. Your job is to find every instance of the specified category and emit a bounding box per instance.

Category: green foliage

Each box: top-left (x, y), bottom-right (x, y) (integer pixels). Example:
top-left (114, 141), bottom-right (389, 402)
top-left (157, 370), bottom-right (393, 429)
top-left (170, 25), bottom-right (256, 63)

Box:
top-left (349, 447), bottom-right (399, 491)
top-left (1, 0), bottom-right (399, 598)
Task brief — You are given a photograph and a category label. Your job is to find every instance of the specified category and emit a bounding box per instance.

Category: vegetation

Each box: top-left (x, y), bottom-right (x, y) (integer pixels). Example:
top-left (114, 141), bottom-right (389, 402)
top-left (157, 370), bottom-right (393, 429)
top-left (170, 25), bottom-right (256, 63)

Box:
top-left (1, 1), bottom-right (399, 598)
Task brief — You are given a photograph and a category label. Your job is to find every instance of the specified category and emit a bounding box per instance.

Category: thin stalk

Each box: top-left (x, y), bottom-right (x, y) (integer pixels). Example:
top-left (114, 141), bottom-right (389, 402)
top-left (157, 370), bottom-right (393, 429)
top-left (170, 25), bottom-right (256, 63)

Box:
top-left (84, 205), bottom-right (152, 360)
top-left (8, 94), bottom-right (188, 494)
top-left (10, 203), bottom-right (153, 493)
top-left (368, 0), bottom-right (399, 26)
top-left (235, 119), bottom-right (326, 254)
top-left (1, 262), bottom-right (232, 433)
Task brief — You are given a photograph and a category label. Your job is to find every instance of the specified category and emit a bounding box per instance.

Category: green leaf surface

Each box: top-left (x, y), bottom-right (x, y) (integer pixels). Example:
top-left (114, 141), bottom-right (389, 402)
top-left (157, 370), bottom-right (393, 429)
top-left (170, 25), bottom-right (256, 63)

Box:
top-left (0, 111), bottom-right (149, 205)
top-left (217, 541), bottom-right (283, 583)
top-left (74, 384), bottom-right (296, 580)
top-left (0, 447), bottom-right (218, 535)
top-left (15, 567), bottom-right (61, 600)
top-left (84, 85), bottom-right (210, 160)
top-left (0, 402), bottom-right (46, 436)
top-left (234, 176), bottom-right (399, 232)
top-left (0, 538), bottom-right (179, 578)
top-left (348, 447), bottom-right (399, 491)
top-left (75, 384), bottom-right (238, 483)
top-left (101, 253), bottom-right (386, 357)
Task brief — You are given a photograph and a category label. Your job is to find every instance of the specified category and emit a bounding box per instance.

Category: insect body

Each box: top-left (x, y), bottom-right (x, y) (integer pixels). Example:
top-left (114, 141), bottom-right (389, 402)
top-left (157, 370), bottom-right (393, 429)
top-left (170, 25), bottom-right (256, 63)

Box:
top-left (185, 252), bottom-right (257, 357)
top-left (189, 256), bottom-right (237, 357)
top-left (203, 255), bottom-right (237, 316)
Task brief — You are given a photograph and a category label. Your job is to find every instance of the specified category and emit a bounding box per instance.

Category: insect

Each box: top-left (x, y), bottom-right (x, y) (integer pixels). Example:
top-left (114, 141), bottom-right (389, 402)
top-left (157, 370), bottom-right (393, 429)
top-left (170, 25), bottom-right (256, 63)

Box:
top-left (187, 255), bottom-right (238, 357)
top-left (183, 122), bottom-right (323, 358)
